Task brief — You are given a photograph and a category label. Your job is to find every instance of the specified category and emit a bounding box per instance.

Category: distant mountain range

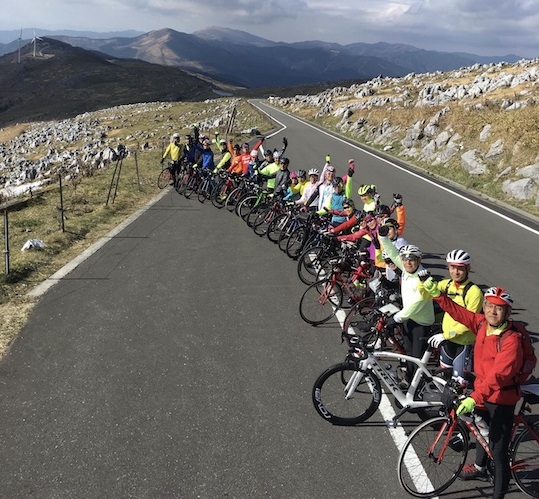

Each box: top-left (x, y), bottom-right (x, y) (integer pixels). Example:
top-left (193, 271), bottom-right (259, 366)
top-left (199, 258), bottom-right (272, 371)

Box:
top-left (0, 27), bottom-right (523, 89)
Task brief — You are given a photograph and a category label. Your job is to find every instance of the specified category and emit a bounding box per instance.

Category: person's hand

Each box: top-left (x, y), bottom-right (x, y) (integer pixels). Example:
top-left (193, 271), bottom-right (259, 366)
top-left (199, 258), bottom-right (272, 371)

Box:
top-left (378, 225), bottom-right (389, 237)
top-left (393, 193), bottom-right (403, 206)
top-left (325, 155), bottom-right (331, 163)
top-left (417, 269), bottom-right (430, 282)
top-left (282, 137), bottom-right (288, 147)
top-left (422, 277), bottom-right (441, 297)
top-left (428, 333), bottom-right (445, 348)
top-left (456, 397), bottom-right (476, 416)
top-left (300, 205), bottom-right (308, 212)
top-left (160, 158), bottom-right (164, 164)
top-left (214, 131), bottom-right (219, 136)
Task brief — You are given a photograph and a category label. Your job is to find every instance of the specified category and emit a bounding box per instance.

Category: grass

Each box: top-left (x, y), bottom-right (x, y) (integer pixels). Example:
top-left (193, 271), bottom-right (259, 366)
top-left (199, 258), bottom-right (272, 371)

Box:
top-left (0, 98), bottom-right (274, 356)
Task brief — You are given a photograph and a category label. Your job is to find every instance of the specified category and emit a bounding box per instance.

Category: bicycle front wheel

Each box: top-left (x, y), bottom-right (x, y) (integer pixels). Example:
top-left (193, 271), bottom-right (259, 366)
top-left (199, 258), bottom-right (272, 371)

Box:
top-left (299, 278), bottom-right (343, 325)
top-left (512, 420), bottom-right (539, 497)
top-left (267, 213), bottom-right (288, 243)
top-left (312, 363), bottom-right (381, 425)
top-left (157, 167), bottom-right (172, 189)
top-left (297, 246), bottom-right (331, 285)
top-left (286, 226), bottom-right (307, 259)
top-left (398, 416), bottom-right (468, 498)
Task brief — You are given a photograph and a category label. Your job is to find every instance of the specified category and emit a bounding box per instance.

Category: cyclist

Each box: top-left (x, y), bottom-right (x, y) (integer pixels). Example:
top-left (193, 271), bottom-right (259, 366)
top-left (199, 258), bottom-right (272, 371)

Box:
top-left (318, 176), bottom-right (353, 225)
top-left (213, 138), bottom-right (232, 172)
top-left (427, 250), bottom-right (483, 386)
top-left (289, 169), bottom-right (308, 198)
top-left (380, 241), bottom-right (435, 384)
top-left (161, 133), bottom-right (183, 180)
top-left (180, 133), bottom-right (199, 164)
top-left (376, 218), bottom-right (408, 281)
top-left (357, 184), bottom-right (379, 213)
top-left (296, 168), bottom-right (321, 208)
top-left (422, 281), bottom-right (528, 498)
top-left (194, 137), bottom-right (215, 171)
top-left (258, 152), bottom-right (281, 190)
top-left (283, 171), bottom-right (299, 201)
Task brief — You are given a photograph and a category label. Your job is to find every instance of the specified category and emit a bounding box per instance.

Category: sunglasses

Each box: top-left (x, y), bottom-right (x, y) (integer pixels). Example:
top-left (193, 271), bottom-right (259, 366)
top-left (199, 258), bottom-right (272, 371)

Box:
top-left (343, 205), bottom-right (352, 209)
top-left (401, 255), bottom-right (419, 261)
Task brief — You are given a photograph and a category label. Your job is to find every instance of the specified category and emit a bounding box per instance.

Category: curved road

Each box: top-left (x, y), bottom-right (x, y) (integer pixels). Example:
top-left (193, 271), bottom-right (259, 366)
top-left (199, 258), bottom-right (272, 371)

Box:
top-left (0, 102), bottom-right (536, 499)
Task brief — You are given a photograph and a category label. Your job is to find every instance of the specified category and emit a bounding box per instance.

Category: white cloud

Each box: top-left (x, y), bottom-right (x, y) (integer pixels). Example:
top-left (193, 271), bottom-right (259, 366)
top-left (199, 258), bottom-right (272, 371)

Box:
top-left (1, 0), bottom-right (539, 58)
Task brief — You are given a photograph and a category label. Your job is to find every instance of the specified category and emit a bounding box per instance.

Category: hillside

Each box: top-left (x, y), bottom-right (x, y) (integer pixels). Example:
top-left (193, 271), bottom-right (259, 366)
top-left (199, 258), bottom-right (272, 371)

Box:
top-left (271, 59), bottom-right (539, 218)
top-left (0, 37), bottom-right (217, 126)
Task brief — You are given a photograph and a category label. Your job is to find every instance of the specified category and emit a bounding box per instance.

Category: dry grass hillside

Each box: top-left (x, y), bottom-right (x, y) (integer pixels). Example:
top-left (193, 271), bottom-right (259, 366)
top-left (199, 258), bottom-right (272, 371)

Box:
top-left (272, 59), bottom-right (539, 219)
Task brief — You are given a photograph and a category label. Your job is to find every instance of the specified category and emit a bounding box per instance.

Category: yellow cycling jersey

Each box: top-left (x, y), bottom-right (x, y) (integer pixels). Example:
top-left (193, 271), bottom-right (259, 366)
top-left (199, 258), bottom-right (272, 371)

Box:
top-left (437, 278), bottom-right (483, 345)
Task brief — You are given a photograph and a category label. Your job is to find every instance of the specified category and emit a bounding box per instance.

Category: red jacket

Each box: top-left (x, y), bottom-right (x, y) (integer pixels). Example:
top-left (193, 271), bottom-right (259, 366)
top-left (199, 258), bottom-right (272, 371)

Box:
top-left (434, 294), bottom-right (523, 406)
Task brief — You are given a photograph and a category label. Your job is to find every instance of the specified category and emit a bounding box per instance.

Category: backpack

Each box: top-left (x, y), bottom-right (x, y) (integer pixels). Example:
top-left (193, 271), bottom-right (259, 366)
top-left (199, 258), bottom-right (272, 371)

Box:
top-left (498, 321), bottom-right (537, 384)
top-left (444, 280), bottom-right (474, 305)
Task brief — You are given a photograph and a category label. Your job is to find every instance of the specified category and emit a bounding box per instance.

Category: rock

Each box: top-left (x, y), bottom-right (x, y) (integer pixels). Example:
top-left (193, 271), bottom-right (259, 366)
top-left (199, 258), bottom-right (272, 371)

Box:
top-left (461, 150), bottom-right (487, 175)
top-left (485, 139), bottom-right (504, 159)
top-left (479, 124), bottom-right (492, 142)
top-left (502, 178), bottom-right (537, 200)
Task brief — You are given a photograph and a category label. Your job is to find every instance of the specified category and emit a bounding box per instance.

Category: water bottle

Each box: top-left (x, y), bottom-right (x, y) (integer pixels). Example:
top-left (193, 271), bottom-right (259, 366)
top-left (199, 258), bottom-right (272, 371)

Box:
top-left (474, 414), bottom-right (490, 443)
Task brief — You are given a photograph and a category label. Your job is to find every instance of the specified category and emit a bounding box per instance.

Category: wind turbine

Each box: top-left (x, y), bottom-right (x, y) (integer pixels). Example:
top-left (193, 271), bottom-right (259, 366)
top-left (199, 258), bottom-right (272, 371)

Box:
top-left (32, 30), bottom-right (42, 58)
top-left (17, 28), bottom-right (22, 63)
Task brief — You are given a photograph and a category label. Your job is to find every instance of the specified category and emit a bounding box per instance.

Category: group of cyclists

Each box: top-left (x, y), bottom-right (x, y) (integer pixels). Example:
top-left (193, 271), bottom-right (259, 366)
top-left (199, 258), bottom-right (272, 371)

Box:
top-left (162, 129), bottom-right (535, 499)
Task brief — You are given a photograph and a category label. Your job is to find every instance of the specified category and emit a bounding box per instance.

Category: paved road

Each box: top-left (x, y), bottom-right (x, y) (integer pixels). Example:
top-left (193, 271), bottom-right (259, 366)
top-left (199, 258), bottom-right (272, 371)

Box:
top-left (0, 102), bottom-right (535, 499)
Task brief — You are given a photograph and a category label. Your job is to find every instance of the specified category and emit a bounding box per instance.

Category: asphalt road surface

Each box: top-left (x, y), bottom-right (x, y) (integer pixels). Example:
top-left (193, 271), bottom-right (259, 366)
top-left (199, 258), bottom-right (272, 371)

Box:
top-left (0, 102), bottom-right (536, 499)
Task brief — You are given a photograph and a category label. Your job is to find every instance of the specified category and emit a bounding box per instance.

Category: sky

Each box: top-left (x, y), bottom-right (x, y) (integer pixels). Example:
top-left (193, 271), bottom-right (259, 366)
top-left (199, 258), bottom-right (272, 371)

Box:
top-left (2, 0), bottom-right (539, 58)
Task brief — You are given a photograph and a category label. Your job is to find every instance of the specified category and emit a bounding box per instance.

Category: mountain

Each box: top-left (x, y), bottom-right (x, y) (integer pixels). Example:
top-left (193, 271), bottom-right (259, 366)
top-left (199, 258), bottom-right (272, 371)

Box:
top-left (0, 27), bottom-right (523, 89)
top-left (0, 38), bottom-right (216, 126)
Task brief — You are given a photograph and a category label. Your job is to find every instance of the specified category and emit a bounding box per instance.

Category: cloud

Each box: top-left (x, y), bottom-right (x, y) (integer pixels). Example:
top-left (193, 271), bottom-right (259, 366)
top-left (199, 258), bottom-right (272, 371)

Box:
top-left (1, 0), bottom-right (538, 58)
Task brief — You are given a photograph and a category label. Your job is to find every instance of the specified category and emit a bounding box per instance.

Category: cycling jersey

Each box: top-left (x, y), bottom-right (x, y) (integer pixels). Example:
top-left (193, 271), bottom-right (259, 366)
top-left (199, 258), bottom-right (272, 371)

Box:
top-left (259, 162), bottom-right (280, 189)
top-left (436, 279), bottom-right (483, 345)
top-left (162, 142), bottom-right (183, 162)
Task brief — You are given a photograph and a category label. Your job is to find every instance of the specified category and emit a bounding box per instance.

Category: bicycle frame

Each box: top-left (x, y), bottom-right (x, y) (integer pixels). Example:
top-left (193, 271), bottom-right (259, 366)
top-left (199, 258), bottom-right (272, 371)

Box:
top-left (346, 347), bottom-right (446, 424)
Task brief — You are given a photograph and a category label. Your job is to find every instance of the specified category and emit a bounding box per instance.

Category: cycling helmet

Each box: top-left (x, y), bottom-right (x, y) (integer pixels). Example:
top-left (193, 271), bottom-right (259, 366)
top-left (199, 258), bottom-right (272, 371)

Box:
top-left (297, 169), bottom-right (306, 178)
top-left (264, 149), bottom-right (273, 157)
top-left (250, 149), bottom-right (259, 158)
top-left (484, 287), bottom-right (513, 307)
top-left (308, 168), bottom-right (319, 176)
top-left (289, 171), bottom-right (298, 179)
top-left (332, 176), bottom-right (344, 187)
top-left (446, 249), bottom-right (471, 266)
top-left (233, 143), bottom-right (241, 151)
top-left (172, 133), bottom-right (180, 139)
top-left (343, 197), bottom-right (355, 208)
top-left (219, 138), bottom-right (227, 145)
top-left (358, 184), bottom-right (376, 196)
top-left (280, 157), bottom-right (290, 165)
top-left (326, 165), bottom-right (336, 173)
top-left (242, 142), bottom-right (250, 149)
top-left (381, 218), bottom-right (399, 230)
top-left (375, 204), bottom-right (391, 216)
top-left (399, 244), bottom-right (422, 259)
top-left (273, 151), bottom-right (281, 160)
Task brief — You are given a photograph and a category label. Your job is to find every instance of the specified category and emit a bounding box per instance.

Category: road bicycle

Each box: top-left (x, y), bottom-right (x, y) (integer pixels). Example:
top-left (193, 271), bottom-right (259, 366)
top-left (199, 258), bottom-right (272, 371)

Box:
top-left (296, 233), bottom-right (343, 285)
top-left (266, 203), bottom-right (300, 243)
top-left (298, 251), bottom-right (373, 325)
top-left (196, 169), bottom-right (216, 203)
top-left (286, 211), bottom-right (329, 259)
top-left (176, 161), bottom-right (194, 195)
top-left (252, 196), bottom-right (289, 236)
top-left (397, 379), bottom-right (539, 498)
top-left (312, 310), bottom-right (446, 426)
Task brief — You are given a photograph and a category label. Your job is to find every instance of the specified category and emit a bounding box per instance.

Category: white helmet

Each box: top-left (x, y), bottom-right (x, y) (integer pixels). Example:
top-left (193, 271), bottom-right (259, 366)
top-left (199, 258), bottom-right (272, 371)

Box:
top-left (308, 168), bottom-right (319, 176)
top-left (273, 151), bottom-right (281, 160)
top-left (399, 244), bottom-right (422, 259)
top-left (446, 249), bottom-right (471, 266)
top-left (172, 133), bottom-right (180, 140)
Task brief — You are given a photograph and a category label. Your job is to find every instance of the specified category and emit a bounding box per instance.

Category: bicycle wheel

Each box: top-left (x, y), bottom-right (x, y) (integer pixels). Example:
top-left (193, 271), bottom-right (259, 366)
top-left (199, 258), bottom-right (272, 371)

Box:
top-left (286, 226), bottom-right (308, 259)
top-left (225, 187), bottom-right (243, 212)
top-left (342, 296), bottom-right (377, 336)
top-left (183, 175), bottom-right (198, 199)
top-left (297, 246), bottom-right (331, 285)
top-left (176, 170), bottom-right (191, 195)
top-left (398, 416), bottom-right (468, 498)
top-left (211, 181), bottom-right (228, 208)
top-left (278, 219), bottom-right (296, 252)
top-left (267, 213), bottom-right (288, 243)
top-left (246, 202), bottom-right (266, 227)
top-left (299, 278), bottom-right (343, 325)
top-left (512, 420), bottom-right (539, 497)
top-left (157, 167), bottom-right (172, 189)
top-left (238, 195), bottom-right (258, 219)
top-left (312, 362), bottom-right (382, 425)
top-left (253, 206), bottom-right (276, 236)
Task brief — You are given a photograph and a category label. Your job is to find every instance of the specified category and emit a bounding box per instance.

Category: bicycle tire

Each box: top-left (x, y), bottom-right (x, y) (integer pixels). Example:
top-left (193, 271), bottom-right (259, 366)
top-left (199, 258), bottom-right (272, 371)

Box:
top-left (342, 296), bottom-right (377, 336)
top-left (183, 175), bottom-right (198, 199)
top-left (286, 226), bottom-right (308, 259)
top-left (267, 213), bottom-right (288, 243)
top-left (297, 246), bottom-right (329, 285)
top-left (397, 416), bottom-right (468, 498)
top-left (299, 278), bottom-right (343, 325)
top-left (278, 219), bottom-right (295, 252)
top-left (253, 206), bottom-right (275, 236)
top-left (157, 167), bottom-right (172, 189)
top-left (225, 186), bottom-right (243, 212)
top-left (211, 182), bottom-right (228, 208)
top-left (246, 202), bottom-right (267, 227)
top-left (176, 171), bottom-right (190, 194)
top-left (312, 362), bottom-right (382, 425)
top-left (238, 195), bottom-right (258, 219)
top-left (511, 420), bottom-right (539, 497)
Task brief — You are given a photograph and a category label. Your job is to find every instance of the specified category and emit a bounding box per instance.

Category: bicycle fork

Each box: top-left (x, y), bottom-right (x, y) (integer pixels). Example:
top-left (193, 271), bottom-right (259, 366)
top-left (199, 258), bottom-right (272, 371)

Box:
top-left (344, 370), bottom-right (366, 399)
